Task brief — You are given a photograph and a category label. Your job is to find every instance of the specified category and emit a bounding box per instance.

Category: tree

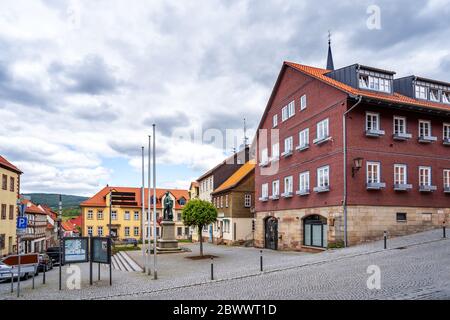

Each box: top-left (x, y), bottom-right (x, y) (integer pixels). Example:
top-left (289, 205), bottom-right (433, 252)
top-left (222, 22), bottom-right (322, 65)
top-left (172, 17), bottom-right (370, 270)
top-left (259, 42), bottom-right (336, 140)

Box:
top-left (182, 199), bottom-right (218, 257)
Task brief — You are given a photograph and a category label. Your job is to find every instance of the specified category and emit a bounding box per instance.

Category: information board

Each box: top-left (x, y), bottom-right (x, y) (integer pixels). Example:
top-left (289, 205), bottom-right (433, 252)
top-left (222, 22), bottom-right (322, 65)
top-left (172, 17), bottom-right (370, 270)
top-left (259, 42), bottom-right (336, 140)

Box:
top-left (91, 237), bottom-right (111, 264)
top-left (63, 237), bottom-right (89, 263)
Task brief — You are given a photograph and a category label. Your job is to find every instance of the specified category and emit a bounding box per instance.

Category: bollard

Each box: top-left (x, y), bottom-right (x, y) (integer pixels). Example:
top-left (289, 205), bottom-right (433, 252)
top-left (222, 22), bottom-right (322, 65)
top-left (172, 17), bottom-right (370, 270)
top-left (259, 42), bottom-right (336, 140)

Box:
top-left (383, 231), bottom-right (387, 249)
top-left (443, 222), bottom-right (446, 239)
top-left (43, 265), bottom-right (46, 284)
top-left (210, 257), bottom-right (214, 281)
top-left (32, 269), bottom-right (35, 289)
top-left (10, 273), bottom-right (14, 293)
top-left (260, 250), bottom-right (263, 272)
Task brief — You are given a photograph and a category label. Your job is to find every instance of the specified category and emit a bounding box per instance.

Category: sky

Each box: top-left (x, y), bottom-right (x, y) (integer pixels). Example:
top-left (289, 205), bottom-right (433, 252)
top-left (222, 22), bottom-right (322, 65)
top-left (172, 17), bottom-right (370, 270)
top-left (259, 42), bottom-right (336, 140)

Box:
top-left (1, 0), bottom-right (450, 196)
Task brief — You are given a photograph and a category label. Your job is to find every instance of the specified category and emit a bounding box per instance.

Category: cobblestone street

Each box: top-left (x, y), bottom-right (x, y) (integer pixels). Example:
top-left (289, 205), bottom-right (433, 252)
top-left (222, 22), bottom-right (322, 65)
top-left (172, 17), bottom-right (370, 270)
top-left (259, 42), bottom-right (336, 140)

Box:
top-left (1, 229), bottom-right (449, 300)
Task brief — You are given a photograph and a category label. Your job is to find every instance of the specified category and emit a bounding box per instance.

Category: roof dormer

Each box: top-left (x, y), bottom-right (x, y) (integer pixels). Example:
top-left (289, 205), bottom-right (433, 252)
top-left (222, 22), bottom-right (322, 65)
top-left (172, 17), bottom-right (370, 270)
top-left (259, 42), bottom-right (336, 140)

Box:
top-left (394, 76), bottom-right (450, 105)
top-left (325, 64), bottom-right (395, 94)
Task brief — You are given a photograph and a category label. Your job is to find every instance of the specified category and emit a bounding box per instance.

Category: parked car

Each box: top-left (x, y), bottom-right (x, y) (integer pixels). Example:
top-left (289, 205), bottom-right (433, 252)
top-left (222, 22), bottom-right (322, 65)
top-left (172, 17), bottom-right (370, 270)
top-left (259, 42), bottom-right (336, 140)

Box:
top-left (46, 247), bottom-right (64, 265)
top-left (37, 254), bottom-right (53, 272)
top-left (122, 238), bottom-right (138, 246)
top-left (0, 261), bottom-right (36, 282)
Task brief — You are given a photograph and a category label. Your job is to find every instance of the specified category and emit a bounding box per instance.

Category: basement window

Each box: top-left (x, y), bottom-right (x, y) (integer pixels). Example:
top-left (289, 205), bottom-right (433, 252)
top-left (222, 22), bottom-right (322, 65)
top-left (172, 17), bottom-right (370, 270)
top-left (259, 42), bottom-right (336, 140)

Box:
top-left (396, 213), bottom-right (407, 222)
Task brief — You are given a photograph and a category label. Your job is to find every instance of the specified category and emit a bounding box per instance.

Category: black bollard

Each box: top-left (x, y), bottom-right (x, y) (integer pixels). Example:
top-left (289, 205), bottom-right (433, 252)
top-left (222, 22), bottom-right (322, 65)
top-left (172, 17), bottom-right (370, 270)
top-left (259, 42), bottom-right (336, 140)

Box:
top-left (383, 231), bottom-right (387, 249)
top-left (210, 257), bottom-right (214, 281)
top-left (260, 250), bottom-right (263, 272)
top-left (443, 222), bottom-right (446, 239)
top-left (43, 265), bottom-right (46, 284)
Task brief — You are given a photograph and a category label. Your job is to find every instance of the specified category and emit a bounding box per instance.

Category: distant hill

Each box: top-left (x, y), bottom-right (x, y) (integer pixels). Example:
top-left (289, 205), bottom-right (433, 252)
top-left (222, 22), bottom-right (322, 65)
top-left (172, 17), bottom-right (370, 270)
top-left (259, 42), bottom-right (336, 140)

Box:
top-left (22, 193), bottom-right (88, 210)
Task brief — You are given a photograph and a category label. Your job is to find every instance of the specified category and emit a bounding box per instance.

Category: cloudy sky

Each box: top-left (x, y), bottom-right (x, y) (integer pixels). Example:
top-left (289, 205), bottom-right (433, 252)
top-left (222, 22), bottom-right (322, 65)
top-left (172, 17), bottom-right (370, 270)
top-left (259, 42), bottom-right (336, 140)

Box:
top-left (1, 0), bottom-right (449, 196)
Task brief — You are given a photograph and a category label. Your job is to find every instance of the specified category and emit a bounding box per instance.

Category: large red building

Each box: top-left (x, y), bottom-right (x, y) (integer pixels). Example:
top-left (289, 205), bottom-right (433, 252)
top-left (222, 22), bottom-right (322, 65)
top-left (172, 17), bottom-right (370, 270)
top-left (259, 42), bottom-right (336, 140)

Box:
top-left (254, 50), bottom-right (450, 251)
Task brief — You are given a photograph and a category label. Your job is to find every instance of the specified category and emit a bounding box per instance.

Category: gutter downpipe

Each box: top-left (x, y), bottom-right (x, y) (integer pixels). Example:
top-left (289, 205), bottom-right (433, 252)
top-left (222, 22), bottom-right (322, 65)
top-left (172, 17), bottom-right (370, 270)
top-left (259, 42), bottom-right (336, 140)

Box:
top-left (343, 95), bottom-right (363, 248)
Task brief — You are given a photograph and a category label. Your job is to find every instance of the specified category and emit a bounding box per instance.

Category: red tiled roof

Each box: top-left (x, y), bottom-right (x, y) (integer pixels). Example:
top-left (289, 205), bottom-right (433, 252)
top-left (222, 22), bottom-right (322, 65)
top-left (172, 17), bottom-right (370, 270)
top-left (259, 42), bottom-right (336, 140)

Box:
top-left (61, 221), bottom-right (75, 232)
top-left (80, 186), bottom-right (189, 209)
top-left (69, 216), bottom-right (82, 228)
top-left (0, 155), bottom-right (22, 174)
top-left (21, 199), bottom-right (47, 215)
top-left (285, 62), bottom-right (450, 113)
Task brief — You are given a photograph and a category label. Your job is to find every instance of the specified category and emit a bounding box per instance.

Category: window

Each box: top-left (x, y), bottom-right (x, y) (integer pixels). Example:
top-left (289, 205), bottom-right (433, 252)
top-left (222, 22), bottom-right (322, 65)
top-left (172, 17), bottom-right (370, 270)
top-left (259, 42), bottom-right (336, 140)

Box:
top-left (366, 112), bottom-right (380, 131)
top-left (225, 195), bottom-right (229, 208)
top-left (111, 210), bottom-right (117, 220)
top-left (300, 95), bottom-right (307, 110)
top-left (367, 162), bottom-right (381, 184)
top-left (443, 123), bottom-right (450, 140)
top-left (9, 177), bottom-right (14, 192)
top-left (443, 91), bottom-right (450, 104)
top-left (282, 106), bottom-right (288, 121)
top-left (272, 114), bottom-right (278, 127)
top-left (359, 74), bottom-right (391, 93)
top-left (393, 116), bottom-right (407, 135)
top-left (262, 183), bottom-right (269, 198)
top-left (317, 166), bottom-right (330, 188)
top-left (415, 85), bottom-right (427, 99)
top-left (288, 101), bottom-right (295, 118)
top-left (134, 211), bottom-right (139, 221)
top-left (124, 211), bottom-right (130, 220)
top-left (271, 143), bottom-right (279, 160)
top-left (9, 205), bottom-right (14, 220)
top-left (298, 128), bottom-right (309, 148)
top-left (284, 136), bottom-right (293, 154)
top-left (272, 180), bottom-right (280, 197)
top-left (87, 226), bottom-right (93, 236)
top-left (444, 170), bottom-right (450, 189)
top-left (220, 196), bottom-right (223, 208)
top-left (299, 171), bottom-right (310, 193)
top-left (223, 220), bottom-right (230, 233)
top-left (177, 227), bottom-right (183, 236)
top-left (1, 204), bottom-right (6, 219)
top-left (177, 213), bottom-right (182, 221)
top-left (419, 120), bottom-right (431, 137)
top-left (430, 89), bottom-right (439, 102)
top-left (284, 176), bottom-right (293, 195)
top-left (87, 210), bottom-right (93, 220)
top-left (1, 175), bottom-right (6, 190)
top-left (97, 210), bottom-right (103, 220)
top-left (261, 148), bottom-right (268, 164)
top-left (419, 166), bottom-right (432, 186)
top-left (185, 227), bottom-right (190, 236)
top-left (98, 226), bottom-right (103, 236)
top-left (178, 198), bottom-right (186, 205)
top-left (317, 119), bottom-right (329, 141)
top-left (359, 74), bottom-right (369, 89)
top-left (396, 213), bottom-right (407, 222)
top-left (244, 194), bottom-right (251, 208)
top-left (394, 164), bottom-right (407, 185)
top-left (125, 227), bottom-right (130, 237)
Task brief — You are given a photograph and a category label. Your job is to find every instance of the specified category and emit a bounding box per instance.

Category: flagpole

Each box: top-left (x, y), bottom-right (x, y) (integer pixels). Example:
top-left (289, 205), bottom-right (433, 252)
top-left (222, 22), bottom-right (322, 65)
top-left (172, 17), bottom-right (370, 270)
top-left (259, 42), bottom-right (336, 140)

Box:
top-left (141, 146), bottom-right (146, 273)
top-left (152, 124), bottom-right (157, 280)
top-left (147, 135), bottom-right (152, 275)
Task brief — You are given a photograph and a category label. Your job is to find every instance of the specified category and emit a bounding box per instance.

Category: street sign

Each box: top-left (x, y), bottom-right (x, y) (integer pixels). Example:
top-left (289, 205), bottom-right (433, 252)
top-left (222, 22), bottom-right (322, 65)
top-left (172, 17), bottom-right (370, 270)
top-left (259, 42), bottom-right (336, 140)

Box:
top-left (19, 204), bottom-right (27, 217)
top-left (16, 216), bottom-right (28, 229)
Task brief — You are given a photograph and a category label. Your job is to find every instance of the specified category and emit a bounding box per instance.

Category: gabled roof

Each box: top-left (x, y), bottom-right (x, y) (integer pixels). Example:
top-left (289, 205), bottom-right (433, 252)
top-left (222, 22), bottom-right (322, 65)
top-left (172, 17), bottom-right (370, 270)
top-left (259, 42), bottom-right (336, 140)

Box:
top-left (21, 199), bottom-right (47, 215)
top-left (0, 155), bottom-right (22, 174)
top-left (197, 147), bottom-right (249, 182)
top-left (212, 161), bottom-right (255, 194)
top-left (80, 186), bottom-right (189, 209)
top-left (69, 216), bottom-right (83, 228)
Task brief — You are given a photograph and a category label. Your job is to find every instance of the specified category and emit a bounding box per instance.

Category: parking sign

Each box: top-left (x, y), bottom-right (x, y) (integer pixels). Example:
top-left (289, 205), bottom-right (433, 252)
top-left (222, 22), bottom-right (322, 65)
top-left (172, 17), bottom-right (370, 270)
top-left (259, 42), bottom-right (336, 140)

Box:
top-left (17, 216), bottom-right (27, 229)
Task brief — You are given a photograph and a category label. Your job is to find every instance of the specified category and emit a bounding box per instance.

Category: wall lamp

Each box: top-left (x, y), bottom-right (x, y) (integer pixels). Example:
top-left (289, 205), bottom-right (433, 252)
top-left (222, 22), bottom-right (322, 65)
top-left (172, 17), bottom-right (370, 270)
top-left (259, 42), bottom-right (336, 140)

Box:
top-left (352, 157), bottom-right (364, 177)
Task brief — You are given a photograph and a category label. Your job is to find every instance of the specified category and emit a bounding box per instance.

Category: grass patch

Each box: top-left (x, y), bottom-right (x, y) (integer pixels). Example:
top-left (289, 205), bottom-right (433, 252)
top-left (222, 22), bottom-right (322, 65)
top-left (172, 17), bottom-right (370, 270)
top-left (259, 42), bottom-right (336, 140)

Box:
top-left (112, 245), bottom-right (141, 255)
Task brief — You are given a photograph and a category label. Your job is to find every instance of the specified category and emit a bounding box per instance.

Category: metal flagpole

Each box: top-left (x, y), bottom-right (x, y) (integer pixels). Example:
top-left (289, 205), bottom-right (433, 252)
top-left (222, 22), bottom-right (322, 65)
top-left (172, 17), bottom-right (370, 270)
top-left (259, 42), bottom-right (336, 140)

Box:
top-left (141, 146), bottom-right (146, 273)
top-left (152, 124), bottom-right (158, 280)
top-left (58, 195), bottom-right (62, 291)
top-left (109, 190), bottom-right (112, 286)
top-left (147, 135), bottom-right (152, 275)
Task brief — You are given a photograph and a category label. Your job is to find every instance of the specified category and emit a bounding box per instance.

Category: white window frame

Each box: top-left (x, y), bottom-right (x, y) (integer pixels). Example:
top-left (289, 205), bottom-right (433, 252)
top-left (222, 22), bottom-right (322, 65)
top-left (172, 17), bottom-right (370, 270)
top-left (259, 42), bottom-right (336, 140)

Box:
top-left (317, 118), bottom-right (329, 141)
top-left (393, 116), bottom-right (407, 135)
top-left (244, 194), bottom-right (251, 208)
top-left (124, 211), bottom-right (130, 220)
top-left (262, 183), bottom-right (269, 198)
top-left (272, 114), bottom-right (278, 128)
top-left (366, 112), bottom-right (380, 131)
top-left (284, 176), bottom-right (293, 194)
top-left (299, 128), bottom-right (309, 148)
top-left (366, 162), bottom-right (381, 184)
top-left (225, 195), bottom-right (228, 208)
top-left (415, 85), bottom-right (428, 100)
top-left (87, 226), bottom-right (93, 236)
top-left (134, 227), bottom-right (139, 236)
top-left (97, 226), bottom-right (103, 237)
top-left (261, 148), bottom-right (268, 164)
top-left (443, 91), bottom-right (450, 104)
top-left (288, 101), bottom-right (295, 118)
top-left (317, 166), bottom-right (330, 188)
top-left (272, 180), bottom-right (280, 197)
top-left (444, 169), bottom-right (450, 188)
top-left (124, 227), bottom-right (130, 237)
top-left (271, 142), bottom-right (280, 160)
top-left (443, 123), bottom-right (450, 140)
top-left (419, 166), bottom-right (432, 187)
top-left (430, 88), bottom-right (440, 102)
top-left (299, 171), bottom-right (310, 192)
top-left (284, 136), bottom-right (293, 153)
top-left (111, 211), bottom-right (117, 220)
top-left (394, 164), bottom-right (407, 185)
top-left (419, 120), bottom-right (431, 137)
top-left (300, 95), bottom-right (307, 110)
top-left (87, 210), bottom-right (93, 220)
top-left (134, 211), bottom-right (139, 221)
top-left (282, 106), bottom-right (288, 122)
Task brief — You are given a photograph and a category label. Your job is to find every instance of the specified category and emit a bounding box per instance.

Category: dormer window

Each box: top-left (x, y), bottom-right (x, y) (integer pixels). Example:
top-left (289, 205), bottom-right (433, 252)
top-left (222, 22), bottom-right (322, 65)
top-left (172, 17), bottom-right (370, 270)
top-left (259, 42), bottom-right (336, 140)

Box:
top-left (415, 85), bottom-right (427, 100)
top-left (443, 91), bottom-right (450, 104)
top-left (430, 89), bottom-right (440, 102)
top-left (359, 73), bottom-right (391, 93)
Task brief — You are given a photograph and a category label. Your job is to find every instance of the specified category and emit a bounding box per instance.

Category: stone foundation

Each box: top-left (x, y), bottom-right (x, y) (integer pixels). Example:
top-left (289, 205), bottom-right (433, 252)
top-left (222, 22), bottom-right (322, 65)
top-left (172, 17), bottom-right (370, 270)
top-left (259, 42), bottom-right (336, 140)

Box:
top-left (255, 205), bottom-right (450, 251)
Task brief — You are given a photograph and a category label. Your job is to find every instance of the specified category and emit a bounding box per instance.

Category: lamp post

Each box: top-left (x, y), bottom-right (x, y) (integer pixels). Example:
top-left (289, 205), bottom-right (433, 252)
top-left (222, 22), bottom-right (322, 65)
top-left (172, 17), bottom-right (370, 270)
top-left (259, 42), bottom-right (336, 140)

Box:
top-left (152, 124), bottom-right (157, 280)
top-left (141, 146), bottom-right (146, 273)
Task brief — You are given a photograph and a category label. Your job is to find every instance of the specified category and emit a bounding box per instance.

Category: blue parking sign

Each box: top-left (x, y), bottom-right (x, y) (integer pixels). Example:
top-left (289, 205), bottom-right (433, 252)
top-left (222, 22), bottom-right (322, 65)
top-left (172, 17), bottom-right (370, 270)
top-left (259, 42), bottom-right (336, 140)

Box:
top-left (17, 216), bottom-right (28, 229)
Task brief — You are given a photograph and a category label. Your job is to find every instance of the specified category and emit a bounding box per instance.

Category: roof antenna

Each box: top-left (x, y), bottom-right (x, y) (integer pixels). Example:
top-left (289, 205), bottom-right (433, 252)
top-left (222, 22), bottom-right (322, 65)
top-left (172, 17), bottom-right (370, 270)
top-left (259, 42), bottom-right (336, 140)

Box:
top-left (327, 30), bottom-right (335, 71)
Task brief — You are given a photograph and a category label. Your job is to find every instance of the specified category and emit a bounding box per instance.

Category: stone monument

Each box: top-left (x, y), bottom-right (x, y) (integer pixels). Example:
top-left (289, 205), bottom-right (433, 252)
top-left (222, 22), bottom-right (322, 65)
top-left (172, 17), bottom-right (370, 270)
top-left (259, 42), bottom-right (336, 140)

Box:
top-left (157, 191), bottom-right (181, 252)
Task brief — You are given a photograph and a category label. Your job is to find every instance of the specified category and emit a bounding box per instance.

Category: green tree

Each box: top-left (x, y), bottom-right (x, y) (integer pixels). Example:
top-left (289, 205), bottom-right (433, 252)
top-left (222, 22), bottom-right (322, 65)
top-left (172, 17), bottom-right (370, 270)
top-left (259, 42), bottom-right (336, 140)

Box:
top-left (182, 199), bottom-right (217, 257)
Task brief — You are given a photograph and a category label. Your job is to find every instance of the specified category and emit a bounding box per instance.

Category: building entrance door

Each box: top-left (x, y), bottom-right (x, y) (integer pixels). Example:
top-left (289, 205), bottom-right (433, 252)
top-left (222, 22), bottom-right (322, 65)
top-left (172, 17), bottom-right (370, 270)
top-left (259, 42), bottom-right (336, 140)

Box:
top-left (264, 217), bottom-right (278, 250)
top-left (303, 215), bottom-right (328, 248)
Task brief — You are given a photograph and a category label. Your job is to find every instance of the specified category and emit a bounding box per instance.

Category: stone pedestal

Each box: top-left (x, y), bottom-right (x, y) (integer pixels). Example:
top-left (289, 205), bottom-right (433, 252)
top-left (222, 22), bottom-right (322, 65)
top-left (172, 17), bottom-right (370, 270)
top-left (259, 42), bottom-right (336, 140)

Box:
top-left (157, 220), bottom-right (181, 252)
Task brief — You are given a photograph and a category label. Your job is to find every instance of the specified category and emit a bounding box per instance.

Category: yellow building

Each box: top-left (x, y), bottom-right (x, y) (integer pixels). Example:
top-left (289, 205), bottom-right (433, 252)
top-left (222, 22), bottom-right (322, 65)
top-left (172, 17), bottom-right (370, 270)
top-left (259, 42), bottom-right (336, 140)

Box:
top-left (80, 186), bottom-right (190, 241)
top-left (0, 155), bottom-right (22, 257)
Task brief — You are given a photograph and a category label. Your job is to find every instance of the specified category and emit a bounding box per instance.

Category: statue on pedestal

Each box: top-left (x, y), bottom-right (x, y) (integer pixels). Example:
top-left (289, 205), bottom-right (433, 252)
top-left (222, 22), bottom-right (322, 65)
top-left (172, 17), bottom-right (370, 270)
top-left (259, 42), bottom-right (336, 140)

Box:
top-left (163, 191), bottom-right (174, 221)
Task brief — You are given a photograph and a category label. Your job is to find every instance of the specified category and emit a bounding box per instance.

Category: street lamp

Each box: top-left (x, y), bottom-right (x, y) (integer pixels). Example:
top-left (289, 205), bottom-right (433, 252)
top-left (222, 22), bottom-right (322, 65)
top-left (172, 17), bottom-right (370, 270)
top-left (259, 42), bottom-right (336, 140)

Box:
top-left (352, 157), bottom-right (364, 177)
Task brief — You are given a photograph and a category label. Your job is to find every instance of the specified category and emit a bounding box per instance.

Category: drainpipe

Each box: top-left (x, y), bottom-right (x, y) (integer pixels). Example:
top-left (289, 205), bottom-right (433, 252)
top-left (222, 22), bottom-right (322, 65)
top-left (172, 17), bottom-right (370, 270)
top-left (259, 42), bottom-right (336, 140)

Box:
top-left (343, 95), bottom-right (363, 247)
